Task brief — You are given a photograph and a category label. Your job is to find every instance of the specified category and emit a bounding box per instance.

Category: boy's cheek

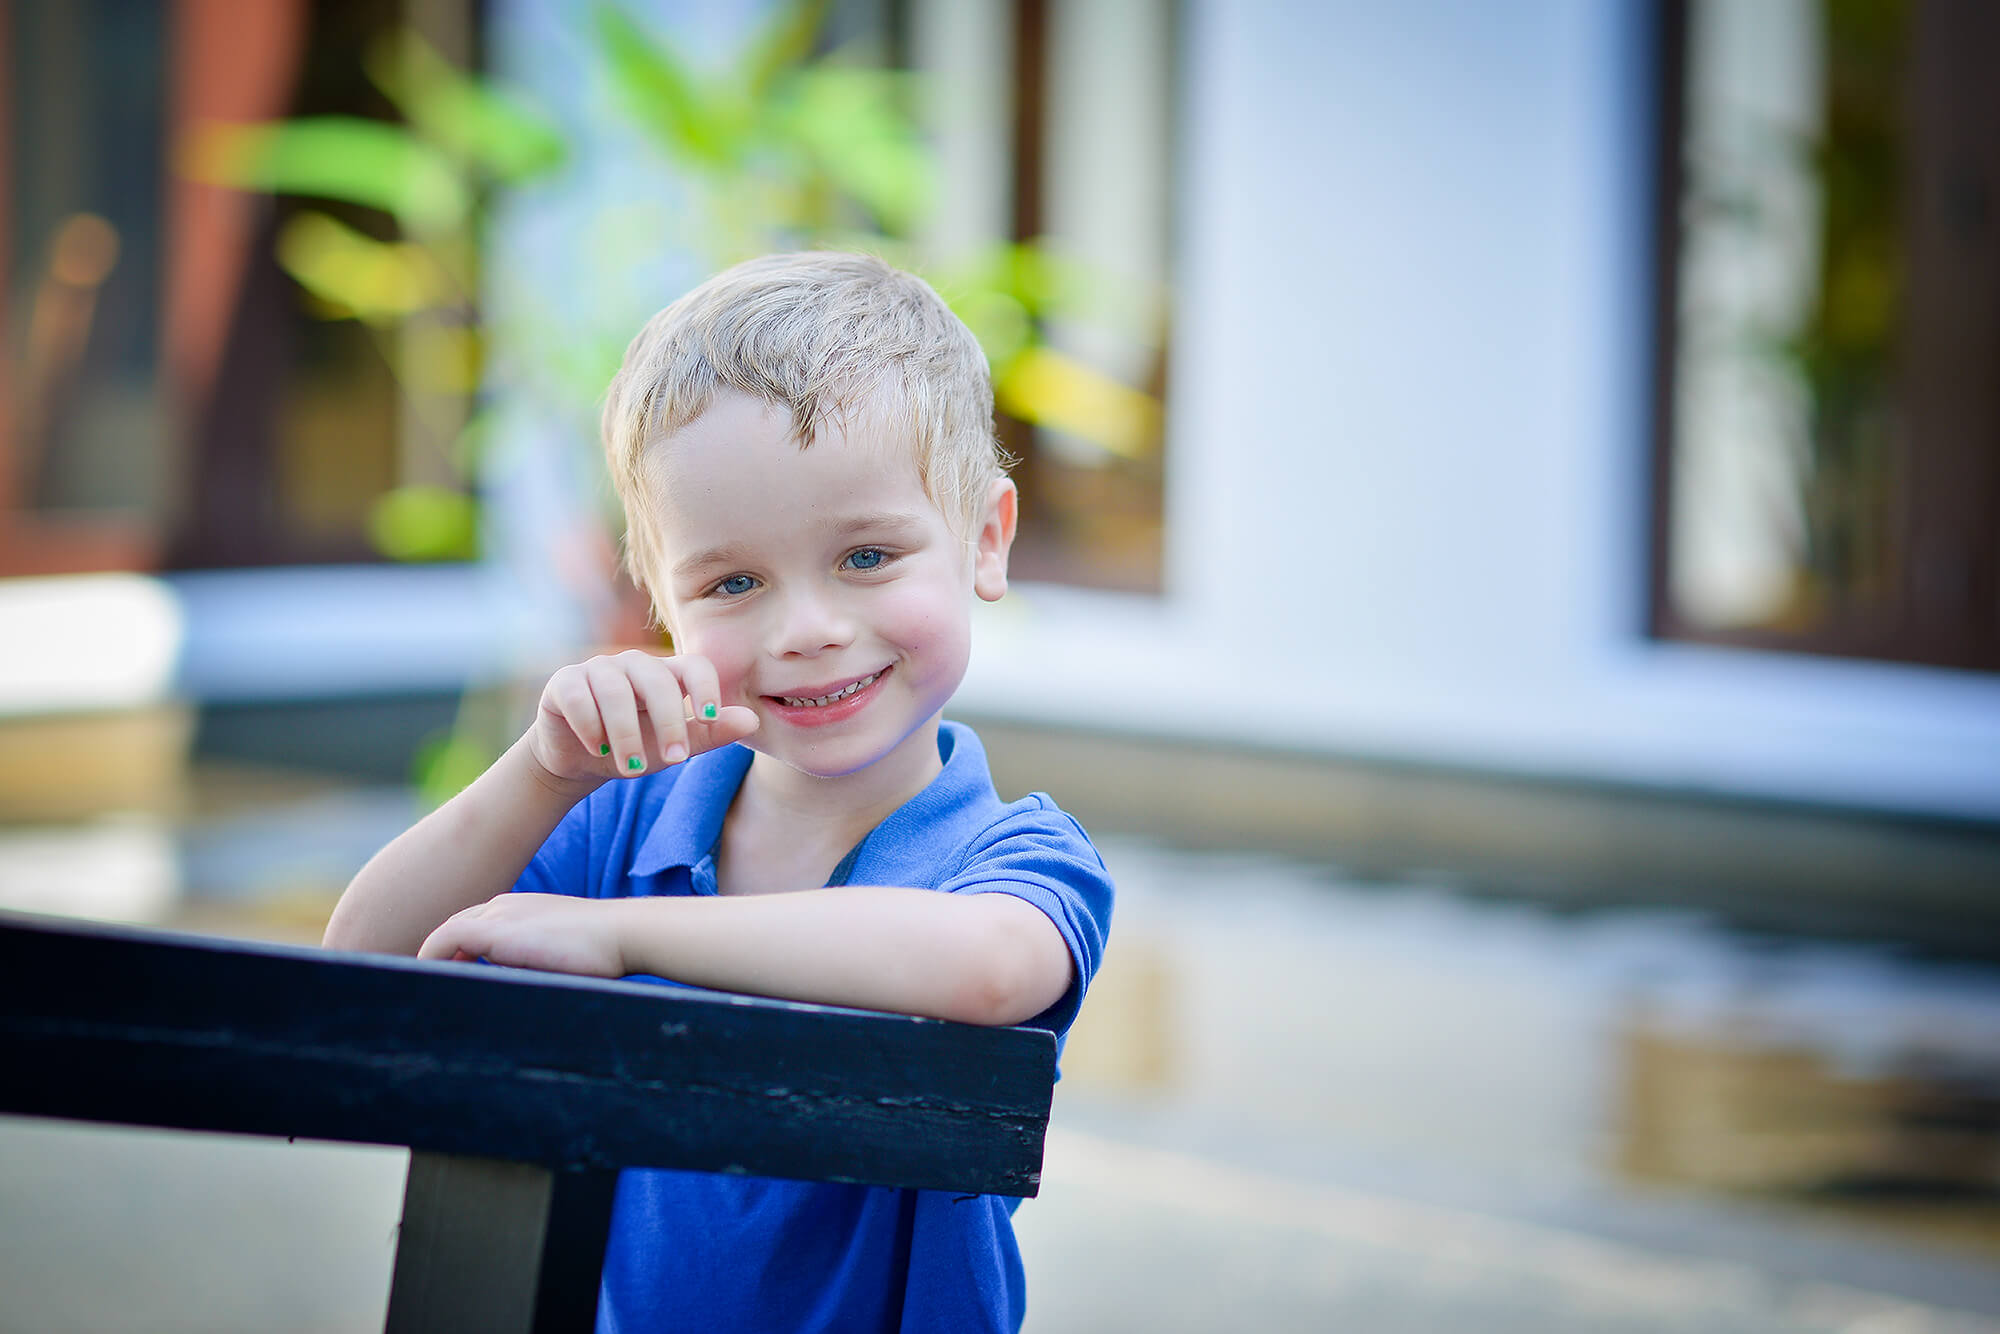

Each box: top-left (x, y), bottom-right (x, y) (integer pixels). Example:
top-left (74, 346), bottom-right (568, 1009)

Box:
top-left (880, 588), bottom-right (966, 648)
top-left (677, 629), bottom-right (754, 700)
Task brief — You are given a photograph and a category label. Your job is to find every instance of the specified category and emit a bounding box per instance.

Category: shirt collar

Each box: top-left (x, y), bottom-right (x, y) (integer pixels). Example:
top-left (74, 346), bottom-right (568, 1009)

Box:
top-left (628, 742), bottom-right (755, 876)
top-left (839, 722), bottom-right (1007, 887)
top-left (625, 721), bottom-right (1005, 884)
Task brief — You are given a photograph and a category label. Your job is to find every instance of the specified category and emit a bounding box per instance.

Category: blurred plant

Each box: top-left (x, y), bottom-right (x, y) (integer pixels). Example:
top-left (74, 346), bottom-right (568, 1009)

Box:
top-left (591, 0), bottom-right (1166, 464)
top-left (594, 0), bottom-right (926, 255)
top-left (185, 27), bottom-right (567, 562)
top-left (185, 0), bottom-right (1165, 803)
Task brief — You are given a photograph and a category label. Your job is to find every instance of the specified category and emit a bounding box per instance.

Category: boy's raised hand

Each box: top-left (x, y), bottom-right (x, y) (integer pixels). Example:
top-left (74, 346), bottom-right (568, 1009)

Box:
top-left (529, 649), bottom-right (759, 787)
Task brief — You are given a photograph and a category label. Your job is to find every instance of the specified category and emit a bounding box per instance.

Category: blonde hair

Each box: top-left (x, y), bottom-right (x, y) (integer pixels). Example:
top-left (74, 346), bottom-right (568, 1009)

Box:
top-left (601, 251), bottom-right (1005, 613)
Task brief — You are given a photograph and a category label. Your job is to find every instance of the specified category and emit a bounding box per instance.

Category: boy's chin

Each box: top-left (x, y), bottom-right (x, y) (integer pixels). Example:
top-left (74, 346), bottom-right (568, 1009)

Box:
top-left (752, 714), bottom-right (948, 781)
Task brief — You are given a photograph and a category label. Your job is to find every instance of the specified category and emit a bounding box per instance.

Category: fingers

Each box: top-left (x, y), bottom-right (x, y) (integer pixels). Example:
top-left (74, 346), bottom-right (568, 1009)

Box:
top-left (695, 704), bottom-right (761, 751)
top-left (549, 651), bottom-right (738, 779)
top-left (668, 651), bottom-right (721, 724)
top-left (541, 663), bottom-right (602, 750)
top-left (417, 904), bottom-right (483, 961)
top-left (585, 654), bottom-right (655, 775)
top-left (419, 895), bottom-right (624, 977)
top-left (635, 650), bottom-right (716, 766)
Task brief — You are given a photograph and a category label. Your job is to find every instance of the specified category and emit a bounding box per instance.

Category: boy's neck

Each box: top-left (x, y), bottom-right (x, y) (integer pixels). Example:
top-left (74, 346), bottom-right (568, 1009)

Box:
top-left (731, 714), bottom-right (947, 866)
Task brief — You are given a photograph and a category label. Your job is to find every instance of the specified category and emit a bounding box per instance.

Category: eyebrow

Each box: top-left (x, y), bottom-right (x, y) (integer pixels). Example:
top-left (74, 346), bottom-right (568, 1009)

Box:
top-left (829, 511), bottom-right (929, 541)
top-left (669, 513), bottom-right (930, 581)
top-left (672, 543), bottom-right (755, 580)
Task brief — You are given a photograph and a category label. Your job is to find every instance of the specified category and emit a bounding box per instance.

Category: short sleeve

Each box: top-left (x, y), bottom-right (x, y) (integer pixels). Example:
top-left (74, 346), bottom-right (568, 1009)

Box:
top-left (936, 803), bottom-right (1114, 1037)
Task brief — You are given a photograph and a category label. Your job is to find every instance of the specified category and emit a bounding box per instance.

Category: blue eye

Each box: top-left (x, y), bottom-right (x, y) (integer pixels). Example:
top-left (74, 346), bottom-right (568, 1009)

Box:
top-left (717, 574), bottom-right (757, 596)
top-left (844, 547), bottom-right (887, 571)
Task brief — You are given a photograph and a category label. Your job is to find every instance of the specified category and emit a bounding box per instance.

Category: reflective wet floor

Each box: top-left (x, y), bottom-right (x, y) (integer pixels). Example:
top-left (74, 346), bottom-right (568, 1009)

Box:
top-left (2, 774), bottom-right (1997, 1332)
top-left (1023, 837), bottom-right (2000, 1332)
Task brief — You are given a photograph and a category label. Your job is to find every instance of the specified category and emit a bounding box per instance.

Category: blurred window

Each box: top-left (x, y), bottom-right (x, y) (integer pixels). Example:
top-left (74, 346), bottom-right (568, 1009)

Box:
top-left (1650, 0), bottom-right (2000, 671)
top-left (909, 0), bottom-right (1174, 595)
top-left (1, 0), bottom-right (169, 573)
top-left (1, 0), bottom-right (475, 576)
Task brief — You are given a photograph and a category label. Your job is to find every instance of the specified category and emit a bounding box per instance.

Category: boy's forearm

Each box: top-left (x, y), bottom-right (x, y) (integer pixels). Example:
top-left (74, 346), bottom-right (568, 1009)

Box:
top-left (610, 887), bottom-right (1072, 1027)
top-left (323, 736), bottom-right (595, 956)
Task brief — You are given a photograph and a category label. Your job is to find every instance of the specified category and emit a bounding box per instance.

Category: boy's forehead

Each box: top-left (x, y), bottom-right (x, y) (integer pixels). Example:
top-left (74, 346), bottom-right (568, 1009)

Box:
top-left (644, 388), bottom-right (926, 491)
top-left (641, 390), bottom-right (943, 541)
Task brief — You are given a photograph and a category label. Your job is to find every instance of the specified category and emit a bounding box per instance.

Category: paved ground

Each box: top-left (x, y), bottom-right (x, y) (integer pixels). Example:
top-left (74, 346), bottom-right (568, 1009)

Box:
top-left (4, 1109), bottom-right (1995, 1334)
top-left (1017, 1116), bottom-right (2000, 1334)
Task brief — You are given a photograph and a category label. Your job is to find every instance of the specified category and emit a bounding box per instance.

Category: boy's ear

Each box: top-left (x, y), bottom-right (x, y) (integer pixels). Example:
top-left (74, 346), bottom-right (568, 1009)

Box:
top-left (972, 479), bottom-right (1018, 602)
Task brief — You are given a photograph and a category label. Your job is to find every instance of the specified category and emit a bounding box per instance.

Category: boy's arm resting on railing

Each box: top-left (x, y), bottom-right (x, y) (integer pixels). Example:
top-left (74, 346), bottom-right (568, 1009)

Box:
top-left (416, 885), bottom-right (1074, 1028)
top-left (324, 733), bottom-right (1076, 1029)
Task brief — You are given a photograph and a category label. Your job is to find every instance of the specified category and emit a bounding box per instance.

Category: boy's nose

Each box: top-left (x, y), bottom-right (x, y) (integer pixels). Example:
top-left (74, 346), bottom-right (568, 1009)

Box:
top-left (771, 584), bottom-right (855, 657)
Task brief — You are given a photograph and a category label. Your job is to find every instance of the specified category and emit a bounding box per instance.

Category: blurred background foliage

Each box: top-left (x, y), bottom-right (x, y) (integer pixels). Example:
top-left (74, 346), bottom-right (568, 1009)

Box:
top-left (182, 0), bottom-right (1166, 808)
top-left (186, 0), bottom-right (1165, 572)
top-left (187, 23), bottom-right (568, 563)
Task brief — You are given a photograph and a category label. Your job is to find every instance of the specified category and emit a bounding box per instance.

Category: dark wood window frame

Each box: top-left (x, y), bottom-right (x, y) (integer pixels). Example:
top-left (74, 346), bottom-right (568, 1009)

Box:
top-left (985, 0), bottom-right (1173, 596)
top-left (1, 0), bottom-right (477, 579)
top-left (1646, 0), bottom-right (2000, 674)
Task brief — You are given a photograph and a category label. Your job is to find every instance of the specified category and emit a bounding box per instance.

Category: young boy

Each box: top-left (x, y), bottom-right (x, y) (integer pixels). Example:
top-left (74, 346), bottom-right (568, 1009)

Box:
top-left (323, 251), bottom-right (1114, 1332)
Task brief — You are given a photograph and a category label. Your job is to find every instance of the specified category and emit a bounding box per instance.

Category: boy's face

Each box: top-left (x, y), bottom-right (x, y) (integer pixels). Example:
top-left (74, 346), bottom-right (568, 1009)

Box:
top-left (644, 390), bottom-right (1014, 786)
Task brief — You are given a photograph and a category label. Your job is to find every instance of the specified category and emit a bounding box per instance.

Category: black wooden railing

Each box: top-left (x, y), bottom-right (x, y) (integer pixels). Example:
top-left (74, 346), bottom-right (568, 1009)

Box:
top-left (0, 914), bottom-right (1056, 1333)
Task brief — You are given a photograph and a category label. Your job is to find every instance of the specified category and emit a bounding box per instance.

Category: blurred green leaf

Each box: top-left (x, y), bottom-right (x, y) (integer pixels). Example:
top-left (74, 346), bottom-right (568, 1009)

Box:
top-left (368, 484), bottom-right (480, 561)
top-left (785, 69), bottom-right (929, 234)
top-left (996, 346), bottom-right (1161, 460)
top-left (187, 117), bottom-right (470, 232)
top-left (950, 288), bottom-right (1032, 368)
top-left (941, 240), bottom-right (1167, 346)
top-left (403, 322), bottom-right (485, 394)
top-left (413, 727), bottom-right (498, 809)
top-left (738, 0), bottom-right (827, 100)
top-left (594, 5), bottom-right (740, 168)
top-left (449, 404), bottom-right (501, 474)
top-left (366, 29), bottom-right (567, 184)
top-left (275, 210), bottom-right (451, 323)
top-left (1010, 242), bottom-right (1076, 313)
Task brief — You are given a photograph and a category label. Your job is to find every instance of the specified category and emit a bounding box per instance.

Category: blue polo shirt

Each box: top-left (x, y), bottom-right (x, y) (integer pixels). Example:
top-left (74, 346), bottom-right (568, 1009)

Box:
top-left (512, 720), bottom-right (1114, 1333)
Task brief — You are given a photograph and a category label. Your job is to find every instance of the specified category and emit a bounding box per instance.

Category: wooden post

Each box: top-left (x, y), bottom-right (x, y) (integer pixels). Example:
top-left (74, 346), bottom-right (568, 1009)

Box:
top-left (388, 1153), bottom-right (557, 1334)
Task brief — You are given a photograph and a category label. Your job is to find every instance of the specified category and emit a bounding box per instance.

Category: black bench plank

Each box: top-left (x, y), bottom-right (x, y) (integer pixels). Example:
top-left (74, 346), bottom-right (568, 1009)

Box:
top-left (0, 913), bottom-right (1056, 1197)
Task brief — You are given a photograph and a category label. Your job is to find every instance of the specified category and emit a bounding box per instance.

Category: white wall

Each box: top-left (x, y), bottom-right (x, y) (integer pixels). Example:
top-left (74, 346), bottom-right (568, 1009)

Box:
top-left (955, 0), bottom-right (2000, 821)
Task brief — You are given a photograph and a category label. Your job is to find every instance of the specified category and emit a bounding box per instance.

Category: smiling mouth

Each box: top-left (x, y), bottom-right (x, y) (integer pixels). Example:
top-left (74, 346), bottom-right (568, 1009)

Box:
top-left (772, 670), bottom-right (885, 709)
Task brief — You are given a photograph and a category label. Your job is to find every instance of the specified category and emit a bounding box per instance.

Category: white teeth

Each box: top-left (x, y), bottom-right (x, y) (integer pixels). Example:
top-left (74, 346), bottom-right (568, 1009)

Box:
top-left (780, 672), bottom-right (880, 708)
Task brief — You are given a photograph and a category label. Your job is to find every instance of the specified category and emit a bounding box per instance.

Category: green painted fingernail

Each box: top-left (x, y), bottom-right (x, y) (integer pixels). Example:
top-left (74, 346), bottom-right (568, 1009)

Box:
top-left (626, 755), bottom-right (644, 772)
top-left (701, 702), bottom-right (718, 720)
top-left (599, 743), bottom-right (611, 755)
